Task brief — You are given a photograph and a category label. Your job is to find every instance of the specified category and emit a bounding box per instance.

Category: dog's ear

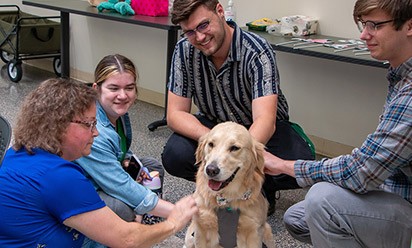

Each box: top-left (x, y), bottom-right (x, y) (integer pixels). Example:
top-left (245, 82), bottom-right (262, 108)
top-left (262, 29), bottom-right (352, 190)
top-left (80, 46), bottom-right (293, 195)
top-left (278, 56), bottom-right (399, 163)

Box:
top-left (195, 132), bottom-right (208, 168)
top-left (252, 138), bottom-right (265, 176)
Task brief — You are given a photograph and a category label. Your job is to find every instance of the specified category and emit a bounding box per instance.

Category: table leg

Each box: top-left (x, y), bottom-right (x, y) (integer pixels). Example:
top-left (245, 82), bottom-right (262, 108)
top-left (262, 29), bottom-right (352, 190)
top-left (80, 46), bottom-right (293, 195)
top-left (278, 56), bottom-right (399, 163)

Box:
top-left (60, 11), bottom-right (70, 78)
top-left (147, 29), bottom-right (178, 131)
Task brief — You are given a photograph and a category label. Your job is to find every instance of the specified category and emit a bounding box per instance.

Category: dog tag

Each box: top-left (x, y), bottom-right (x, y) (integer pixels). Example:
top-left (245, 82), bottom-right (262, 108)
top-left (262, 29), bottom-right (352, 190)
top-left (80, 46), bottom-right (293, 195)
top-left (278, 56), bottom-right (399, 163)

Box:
top-left (217, 208), bottom-right (240, 248)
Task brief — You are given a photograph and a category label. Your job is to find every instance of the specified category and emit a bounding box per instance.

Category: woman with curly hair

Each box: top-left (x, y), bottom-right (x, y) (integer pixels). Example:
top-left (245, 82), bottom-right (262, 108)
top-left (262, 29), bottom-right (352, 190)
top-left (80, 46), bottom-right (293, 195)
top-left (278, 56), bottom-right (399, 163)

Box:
top-left (0, 78), bottom-right (197, 247)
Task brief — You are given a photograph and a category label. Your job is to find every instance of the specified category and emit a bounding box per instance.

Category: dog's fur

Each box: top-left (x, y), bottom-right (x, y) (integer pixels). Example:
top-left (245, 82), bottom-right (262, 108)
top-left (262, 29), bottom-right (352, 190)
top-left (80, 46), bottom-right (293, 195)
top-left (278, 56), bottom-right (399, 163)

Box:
top-left (184, 122), bottom-right (275, 248)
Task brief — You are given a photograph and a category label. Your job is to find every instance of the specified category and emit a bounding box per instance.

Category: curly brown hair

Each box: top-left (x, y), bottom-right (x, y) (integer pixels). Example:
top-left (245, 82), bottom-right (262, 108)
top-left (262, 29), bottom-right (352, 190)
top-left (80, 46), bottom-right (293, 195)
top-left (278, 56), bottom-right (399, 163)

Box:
top-left (171, 0), bottom-right (218, 24)
top-left (13, 78), bottom-right (97, 156)
top-left (353, 0), bottom-right (412, 30)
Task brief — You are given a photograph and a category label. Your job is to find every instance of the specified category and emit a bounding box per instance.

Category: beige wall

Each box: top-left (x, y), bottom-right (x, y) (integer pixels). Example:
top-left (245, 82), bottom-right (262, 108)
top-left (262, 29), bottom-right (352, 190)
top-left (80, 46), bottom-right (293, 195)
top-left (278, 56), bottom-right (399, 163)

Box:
top-left (14, 0), bottom-right (389, 157)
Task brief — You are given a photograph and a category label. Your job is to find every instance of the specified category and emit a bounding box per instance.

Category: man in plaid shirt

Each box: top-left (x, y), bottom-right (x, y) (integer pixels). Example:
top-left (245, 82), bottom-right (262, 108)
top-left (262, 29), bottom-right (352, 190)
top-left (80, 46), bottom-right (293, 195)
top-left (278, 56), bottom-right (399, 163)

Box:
top-left (265, 0), bottom-right (412, 247)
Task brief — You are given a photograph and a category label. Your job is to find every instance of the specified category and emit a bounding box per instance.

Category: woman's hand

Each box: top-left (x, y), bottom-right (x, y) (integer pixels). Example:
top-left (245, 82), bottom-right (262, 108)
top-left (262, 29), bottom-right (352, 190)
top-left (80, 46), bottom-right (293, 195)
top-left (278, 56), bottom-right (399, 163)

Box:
top-left (165, 195), bottom-right (198, 233)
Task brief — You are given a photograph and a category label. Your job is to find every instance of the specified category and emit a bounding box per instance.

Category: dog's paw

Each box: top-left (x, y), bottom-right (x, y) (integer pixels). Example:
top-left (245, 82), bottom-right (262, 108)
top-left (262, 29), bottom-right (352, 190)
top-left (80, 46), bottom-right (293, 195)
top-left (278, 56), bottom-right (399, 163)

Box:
top-left (263, 222), bottom-right (275, 248)
top-left (183, 239), bottom-right (194, 248)
top-left (184, 223), bottom-right (195, 248)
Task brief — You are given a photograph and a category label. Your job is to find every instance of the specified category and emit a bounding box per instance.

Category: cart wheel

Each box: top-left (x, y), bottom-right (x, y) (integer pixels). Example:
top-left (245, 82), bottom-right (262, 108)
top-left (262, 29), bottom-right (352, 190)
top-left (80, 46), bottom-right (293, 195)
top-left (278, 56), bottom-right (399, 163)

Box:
top-left (53, 57), bottom-right (62, 77)
top-left (7, 60), bottom-right (23, 83)
top-left (0, 50), bottom-right (14, 64)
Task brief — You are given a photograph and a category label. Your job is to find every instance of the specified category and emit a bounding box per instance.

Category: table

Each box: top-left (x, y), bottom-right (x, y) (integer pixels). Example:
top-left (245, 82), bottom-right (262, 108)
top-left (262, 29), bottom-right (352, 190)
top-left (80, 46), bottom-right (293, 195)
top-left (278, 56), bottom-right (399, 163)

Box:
top-left (248, 30), bottom-right (389, 69)
top-left (22, 0), bottom-right (180, 131)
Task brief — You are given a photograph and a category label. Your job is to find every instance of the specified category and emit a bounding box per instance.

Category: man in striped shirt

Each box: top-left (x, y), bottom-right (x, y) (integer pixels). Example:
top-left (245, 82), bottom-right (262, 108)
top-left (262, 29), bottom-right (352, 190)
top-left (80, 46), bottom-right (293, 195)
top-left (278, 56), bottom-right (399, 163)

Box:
top-left (162, 0), bottom-right (314, 214)
top-left (265, 0), bottom-right (412, 247)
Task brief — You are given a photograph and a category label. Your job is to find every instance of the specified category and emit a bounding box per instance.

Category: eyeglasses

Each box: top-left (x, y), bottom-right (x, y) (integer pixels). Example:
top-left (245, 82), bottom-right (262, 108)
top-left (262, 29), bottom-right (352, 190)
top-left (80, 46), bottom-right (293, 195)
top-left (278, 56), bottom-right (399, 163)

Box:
top-left (356, 19), bottom-right (394, 35)
top-left (180, 19), bottom-right (211, 39)
top-left (71, 120), bottom-right (97, 132)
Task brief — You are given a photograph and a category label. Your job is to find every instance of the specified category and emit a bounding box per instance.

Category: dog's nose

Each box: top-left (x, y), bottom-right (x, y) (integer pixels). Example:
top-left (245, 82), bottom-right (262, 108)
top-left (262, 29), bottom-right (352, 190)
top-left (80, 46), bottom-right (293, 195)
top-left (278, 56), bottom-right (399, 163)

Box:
top-left (206, 163), bottom-right (220, 177)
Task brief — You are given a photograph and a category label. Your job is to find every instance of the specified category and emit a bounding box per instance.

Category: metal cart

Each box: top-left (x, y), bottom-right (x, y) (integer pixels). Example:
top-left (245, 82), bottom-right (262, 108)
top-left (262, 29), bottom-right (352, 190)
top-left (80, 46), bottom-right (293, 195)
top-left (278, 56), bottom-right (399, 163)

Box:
top-left (0, 5), bottom-right (61, 82)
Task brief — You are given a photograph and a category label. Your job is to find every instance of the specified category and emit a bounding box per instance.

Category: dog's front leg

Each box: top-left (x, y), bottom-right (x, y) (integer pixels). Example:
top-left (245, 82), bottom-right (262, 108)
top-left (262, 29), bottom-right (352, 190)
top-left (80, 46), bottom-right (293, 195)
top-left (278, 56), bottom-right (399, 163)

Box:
top-left (194, 208), bottom-right (222, 248)
top-left (236, 230), bottom-right (262, 248)
top-left (262, 222), bottom-right (275, 248)
top-left (237, 217), bottom-right (266, 248)
top-left (184, 222), bottom-right (196, 248)
top-left (194, 226), bottom-right (222, 248)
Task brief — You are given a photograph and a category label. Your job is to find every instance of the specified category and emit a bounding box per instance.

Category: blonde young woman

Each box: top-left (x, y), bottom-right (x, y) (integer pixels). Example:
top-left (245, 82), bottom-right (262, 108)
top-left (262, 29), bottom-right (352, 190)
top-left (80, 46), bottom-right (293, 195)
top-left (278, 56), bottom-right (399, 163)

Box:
top-left (75, 54), bottom-right (181, 247)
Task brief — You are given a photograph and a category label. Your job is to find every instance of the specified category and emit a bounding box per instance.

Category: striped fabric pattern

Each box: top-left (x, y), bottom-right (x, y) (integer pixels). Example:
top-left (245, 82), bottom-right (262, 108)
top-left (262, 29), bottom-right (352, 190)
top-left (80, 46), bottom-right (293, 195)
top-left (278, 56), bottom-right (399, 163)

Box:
top-left (168, 22), bottom-right (289, 126)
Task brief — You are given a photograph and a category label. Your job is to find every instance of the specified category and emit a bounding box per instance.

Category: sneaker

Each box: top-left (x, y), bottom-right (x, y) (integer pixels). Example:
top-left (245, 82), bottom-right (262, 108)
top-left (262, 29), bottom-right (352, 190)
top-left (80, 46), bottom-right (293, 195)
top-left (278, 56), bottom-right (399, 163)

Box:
top-left (267, 200), bottom-right (276, 216)
top-left (262, 187), bottom-right (277, 216)
top-left (267, 191), bottom-right (281, 216)
top-left (142, 172), bottom-right (162, 198)
top-left (141, 214), bottom-right (163, 225)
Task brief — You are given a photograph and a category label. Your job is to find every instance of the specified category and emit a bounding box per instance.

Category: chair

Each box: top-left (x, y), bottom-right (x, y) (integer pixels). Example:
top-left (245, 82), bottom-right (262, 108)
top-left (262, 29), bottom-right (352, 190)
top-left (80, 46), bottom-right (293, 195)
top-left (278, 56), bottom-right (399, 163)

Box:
top-left (0, 115), bottom-right (12, 165)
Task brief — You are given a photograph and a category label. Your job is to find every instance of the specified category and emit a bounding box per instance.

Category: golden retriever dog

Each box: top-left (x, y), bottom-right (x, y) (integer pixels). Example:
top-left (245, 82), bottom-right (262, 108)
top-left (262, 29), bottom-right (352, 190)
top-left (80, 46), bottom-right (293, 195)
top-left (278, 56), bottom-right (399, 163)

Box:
top-left (184, 122), bottom-right (275, 248)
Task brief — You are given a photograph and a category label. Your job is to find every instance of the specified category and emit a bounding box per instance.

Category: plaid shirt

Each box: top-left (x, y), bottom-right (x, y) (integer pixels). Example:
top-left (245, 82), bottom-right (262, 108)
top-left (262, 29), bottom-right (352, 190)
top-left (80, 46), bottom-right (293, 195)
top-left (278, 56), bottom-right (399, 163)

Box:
top-left (168, 22), bottom-right (289, 125)
top-left (295, 57), bottom-right (412, 203)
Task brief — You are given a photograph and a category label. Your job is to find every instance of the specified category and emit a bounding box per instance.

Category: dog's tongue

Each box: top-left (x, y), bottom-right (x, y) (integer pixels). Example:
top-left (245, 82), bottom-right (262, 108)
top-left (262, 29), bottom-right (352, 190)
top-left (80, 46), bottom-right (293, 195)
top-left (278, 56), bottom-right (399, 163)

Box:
top-left (208, 180), bottom-right (222, 191)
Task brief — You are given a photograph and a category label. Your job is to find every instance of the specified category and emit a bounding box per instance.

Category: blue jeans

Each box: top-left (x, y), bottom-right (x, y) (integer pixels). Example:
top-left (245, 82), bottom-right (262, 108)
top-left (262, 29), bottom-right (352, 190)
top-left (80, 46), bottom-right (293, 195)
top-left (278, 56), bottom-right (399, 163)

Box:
top-left (284, 182), bottom-right (412, 247)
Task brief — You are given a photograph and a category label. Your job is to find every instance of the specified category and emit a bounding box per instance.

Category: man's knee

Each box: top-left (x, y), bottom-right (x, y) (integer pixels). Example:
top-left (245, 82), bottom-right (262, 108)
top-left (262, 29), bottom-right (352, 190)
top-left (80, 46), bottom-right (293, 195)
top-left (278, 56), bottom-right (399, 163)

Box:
top-left (284, 201), bottom-right (312, 244)
top-left (304, 182), bottom-right (342, 220)
top-left (161, 133), bottom-right (197, 181)
top-left (162, 143), bottom-right (191, 173)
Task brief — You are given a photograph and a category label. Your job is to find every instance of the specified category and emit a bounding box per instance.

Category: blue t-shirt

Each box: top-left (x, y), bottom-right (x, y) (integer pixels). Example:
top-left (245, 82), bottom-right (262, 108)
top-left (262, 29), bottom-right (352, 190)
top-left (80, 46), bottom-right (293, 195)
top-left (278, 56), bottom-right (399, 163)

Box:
top-left (0, 148), bottom-right (106, 247)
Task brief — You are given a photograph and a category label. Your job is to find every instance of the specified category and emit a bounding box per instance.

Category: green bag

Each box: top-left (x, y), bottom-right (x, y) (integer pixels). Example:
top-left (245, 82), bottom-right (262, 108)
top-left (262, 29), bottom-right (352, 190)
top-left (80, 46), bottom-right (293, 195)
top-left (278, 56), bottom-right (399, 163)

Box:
top-left (290, 122), bottom-right (316, 158)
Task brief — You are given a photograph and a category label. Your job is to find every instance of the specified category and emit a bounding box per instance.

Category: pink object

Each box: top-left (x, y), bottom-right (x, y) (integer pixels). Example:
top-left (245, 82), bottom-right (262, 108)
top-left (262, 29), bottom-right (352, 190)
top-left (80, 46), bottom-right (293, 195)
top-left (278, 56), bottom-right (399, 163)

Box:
top-left (131, 0), bottom-right (168, 17)
top-left (304, 39), bottom-right (331, 44)
top-left (142, 176), bottom-right (161, 190)
top-left (142, 171), bottom-right (161, 191)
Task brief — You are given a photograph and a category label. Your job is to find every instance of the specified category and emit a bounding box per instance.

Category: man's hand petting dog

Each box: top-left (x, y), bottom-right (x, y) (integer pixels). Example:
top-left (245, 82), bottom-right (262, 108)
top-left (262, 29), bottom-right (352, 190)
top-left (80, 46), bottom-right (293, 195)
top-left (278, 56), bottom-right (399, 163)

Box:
top-left (263, 151), bottom-right (296, 178)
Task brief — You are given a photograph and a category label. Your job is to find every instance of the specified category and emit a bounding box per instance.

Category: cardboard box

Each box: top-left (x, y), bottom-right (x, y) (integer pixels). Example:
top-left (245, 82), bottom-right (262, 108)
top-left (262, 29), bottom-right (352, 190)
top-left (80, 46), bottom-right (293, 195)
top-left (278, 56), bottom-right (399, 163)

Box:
top-left (267, 15), bottom-right (318, 36)
top-left (280, 15), bottom-right (318, 36)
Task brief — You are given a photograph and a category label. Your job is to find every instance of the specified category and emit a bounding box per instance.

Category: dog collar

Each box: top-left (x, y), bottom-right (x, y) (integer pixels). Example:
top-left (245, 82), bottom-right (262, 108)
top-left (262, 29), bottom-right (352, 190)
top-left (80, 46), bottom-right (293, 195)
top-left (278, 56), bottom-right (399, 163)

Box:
top-left (216, 189), bottom-right (252, 207)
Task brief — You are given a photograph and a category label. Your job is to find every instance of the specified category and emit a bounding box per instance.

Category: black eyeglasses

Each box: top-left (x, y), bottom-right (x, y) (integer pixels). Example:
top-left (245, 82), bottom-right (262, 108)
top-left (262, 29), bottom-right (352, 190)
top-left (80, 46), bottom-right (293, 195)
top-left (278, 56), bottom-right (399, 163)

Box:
top-left (71, 120), bottom-right (97, 132)
top-left (357, 19), bottom-right (394, 35)
top-left (180, 19), bottom-right (211, 39)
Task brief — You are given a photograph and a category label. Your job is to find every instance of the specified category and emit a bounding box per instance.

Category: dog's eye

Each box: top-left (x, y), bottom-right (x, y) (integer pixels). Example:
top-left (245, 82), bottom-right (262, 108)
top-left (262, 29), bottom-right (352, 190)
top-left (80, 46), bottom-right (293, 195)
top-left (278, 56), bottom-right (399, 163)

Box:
top-left (229, 145), bottom-right (240, 152)
top-left (208, 142), bottom-right (214, 148)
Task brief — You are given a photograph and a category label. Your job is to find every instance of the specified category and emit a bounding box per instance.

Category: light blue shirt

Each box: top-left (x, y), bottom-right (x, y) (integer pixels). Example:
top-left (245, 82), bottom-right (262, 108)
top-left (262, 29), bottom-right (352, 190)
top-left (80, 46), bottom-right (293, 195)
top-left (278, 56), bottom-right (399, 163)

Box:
top-left (75, 102), bottom-right (158, 214)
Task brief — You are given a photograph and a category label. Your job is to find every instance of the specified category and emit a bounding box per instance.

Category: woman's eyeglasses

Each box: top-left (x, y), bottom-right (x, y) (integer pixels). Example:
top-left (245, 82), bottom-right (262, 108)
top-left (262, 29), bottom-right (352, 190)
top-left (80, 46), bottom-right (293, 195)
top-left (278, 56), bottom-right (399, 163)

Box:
top-left (71, 120), bottom-right (97, 132)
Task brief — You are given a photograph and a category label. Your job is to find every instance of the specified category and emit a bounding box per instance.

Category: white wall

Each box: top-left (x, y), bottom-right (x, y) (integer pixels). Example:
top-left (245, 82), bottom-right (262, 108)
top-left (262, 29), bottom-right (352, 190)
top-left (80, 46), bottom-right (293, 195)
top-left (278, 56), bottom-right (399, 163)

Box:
top-left (221, 0), bottom-right (361, 38)
top-left (13, 0), bottom-right (389, 156)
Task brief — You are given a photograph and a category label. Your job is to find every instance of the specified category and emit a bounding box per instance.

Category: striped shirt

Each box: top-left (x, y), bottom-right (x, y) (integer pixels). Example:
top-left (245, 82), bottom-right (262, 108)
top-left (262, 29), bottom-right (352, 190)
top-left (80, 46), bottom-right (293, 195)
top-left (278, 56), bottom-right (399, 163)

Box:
top-left (295, 57), bottom-right (412, 203)
top-left (168, 22), bottom-right (289, 126)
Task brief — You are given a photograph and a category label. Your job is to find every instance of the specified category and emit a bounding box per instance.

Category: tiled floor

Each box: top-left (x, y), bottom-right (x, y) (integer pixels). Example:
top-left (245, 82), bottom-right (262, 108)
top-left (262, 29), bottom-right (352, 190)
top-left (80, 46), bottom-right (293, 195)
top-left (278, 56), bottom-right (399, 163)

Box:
top-left (0, 61), bottom-right (312, 247)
